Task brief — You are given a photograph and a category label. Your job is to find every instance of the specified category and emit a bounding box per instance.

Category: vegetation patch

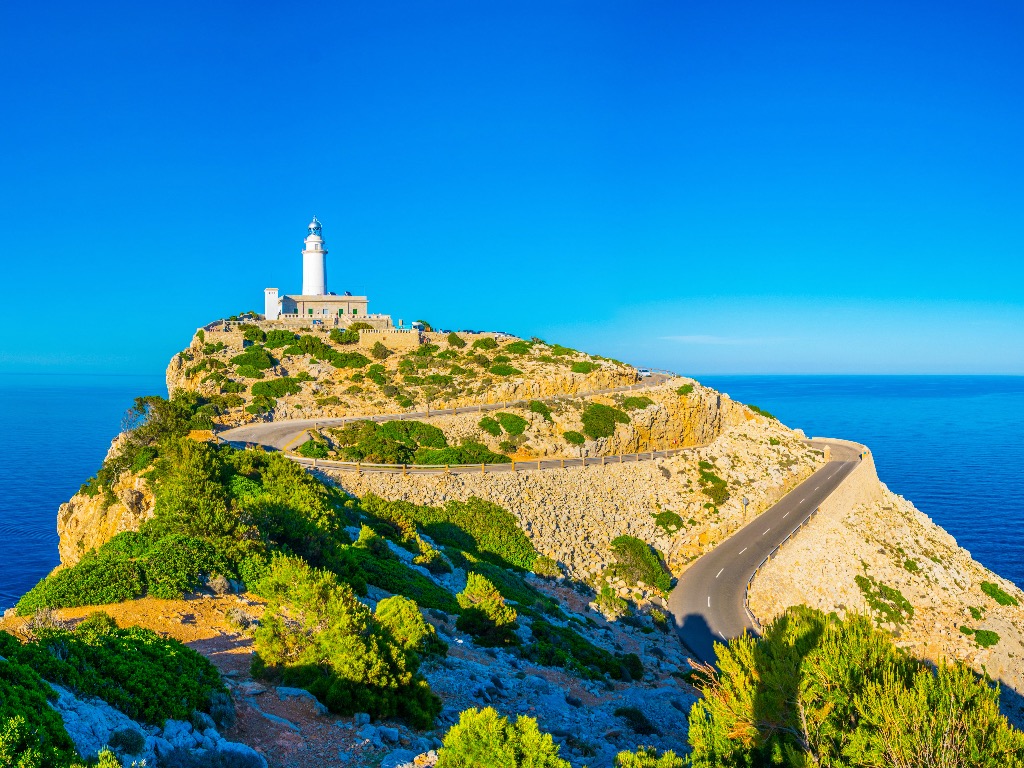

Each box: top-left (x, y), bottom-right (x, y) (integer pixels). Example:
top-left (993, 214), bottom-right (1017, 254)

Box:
top-left (608, 536), bottom-right (671, 592)
top-left (563, 430), bottom-right (585, 445)
top-left (653, 510), bottom-right (684, 535)
top-left (479, 416), bottom-right (501, 436)
top-left (446, 332), bottom-right (466, 348)
top-left (697, 460), bottom-right (730, 506)
top-left (620, 396), bottom-right (654, 411)
top-left (524, 620), bottom-right (643, 681)
top-left (676, 383), bottom-right (694, 396)
top-left (747, 403), bottom-right (777, 420)
top-left (571, 362), bottom-right (599, 374)
top-left (855, 574), bottom-right (914, 625)
top-left (455, 573), bottom-right (519, 647)
top-left (580, 403), bottom-right (630, 439)
top-left (489, 363), bottom-right (522, 376)
top-left (981, 581), bottom-right (1019, 606)
top-left (496, 412), bottom-right (529, 436)
top-left (231, 345), bottom-right (275, 370)
top-left (529, 400), bottom-right (552, 421)
top-left (0, 613), bottom-right (225, 727)
top-left (504, 340), bottom-right (533, 354)
top-left (435, 707), bottom-right (569, 768)
top-left (614, 706), bottom-right (659, 736)
top-left (472, 337), bottom-right (498, 351)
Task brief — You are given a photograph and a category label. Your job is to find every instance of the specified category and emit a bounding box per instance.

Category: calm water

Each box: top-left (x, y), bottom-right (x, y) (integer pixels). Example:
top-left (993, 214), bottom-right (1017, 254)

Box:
top-left (700, 376), bottom-right (1024, 589)
top-left (0, 374), bottom-right (1021, 608)
top-left (0, 374), bottom-right (166, 610)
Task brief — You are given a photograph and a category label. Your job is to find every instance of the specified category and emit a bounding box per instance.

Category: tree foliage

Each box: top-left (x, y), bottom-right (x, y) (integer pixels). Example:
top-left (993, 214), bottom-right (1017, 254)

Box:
top-left (688, 606), bottom-right (1024, 767)
top-left (436, 707), bottom-right (570, 768)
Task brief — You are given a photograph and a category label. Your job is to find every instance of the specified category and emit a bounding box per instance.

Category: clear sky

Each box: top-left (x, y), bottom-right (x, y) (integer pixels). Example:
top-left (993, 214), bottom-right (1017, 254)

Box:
top-left (2, 2), bottom-right (1022, 375)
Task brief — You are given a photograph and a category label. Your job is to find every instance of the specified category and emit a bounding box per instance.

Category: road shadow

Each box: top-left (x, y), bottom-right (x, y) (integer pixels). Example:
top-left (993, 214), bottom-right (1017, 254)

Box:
top-left (673, 611), bottom-right (718, 665)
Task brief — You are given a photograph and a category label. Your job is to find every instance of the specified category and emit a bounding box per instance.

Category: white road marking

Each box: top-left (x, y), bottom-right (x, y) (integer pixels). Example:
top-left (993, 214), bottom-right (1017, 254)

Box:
top-left (782, 512), bottom-right (789, 518)
top-left (707, 596), bottom-right (711, 607)
top-left (718, 631), bottom-right (727, 640)
top-left (763, 528), bottom-right (771, 535)
top-left (739, 547), bottom-right (747, 554)
top-left (800, 498), bottom-right (805, 502)
top-left (716, 568), bottom-right (724, 578)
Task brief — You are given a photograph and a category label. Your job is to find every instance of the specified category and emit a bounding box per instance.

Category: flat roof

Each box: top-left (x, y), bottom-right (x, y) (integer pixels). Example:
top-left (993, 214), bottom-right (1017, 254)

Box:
top-left (282, 294), bottom-right (368, 301)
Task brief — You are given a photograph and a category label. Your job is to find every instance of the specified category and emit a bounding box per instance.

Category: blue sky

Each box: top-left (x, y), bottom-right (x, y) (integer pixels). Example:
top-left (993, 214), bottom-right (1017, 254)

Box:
top-left (2, 2), bottom-right (1022, 375)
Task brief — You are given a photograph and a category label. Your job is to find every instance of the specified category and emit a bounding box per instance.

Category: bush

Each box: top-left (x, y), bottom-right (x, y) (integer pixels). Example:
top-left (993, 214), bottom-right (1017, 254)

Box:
top-left (615, 747), bottom-right (685, 768)
top-left (676, 383), bottom-right (694, 396)
top-left (855, 574), bottom-right (914, 625)
top-left (581, 403), bottom-right (630, 439)
top-left (415, 443), bottom-right (511, 465)
top-left (239, 324), bottom-right (265, 343)
top-left (609, 536), bottom-right (671, 592)
top-left (472, 337), bottom-right (498, 350)
top-left (348, 547), bottom-right (460, 613)
top-left (436, 707), bottom-right (570, 768)
top-left (251, 377), bottom-right (303, 398)
top-left (16, 553), bottom-right (145, 613)
top-left (524, 620), bottom-right (643, 681)
top-left (107, 727), bottom-right (146, 755)
top-left (531, 556), bottom-right (560, 578)
top-left (620, 396), bottom-right (654, 411)
top-left (371, 341), bottom-right (392, 360)
top-left (571, 361), bottom-right (599, 374)
top-left (235, 364), bottom-right (266, 379)
top-left (250, 557), bottom-right (441, 727)
top-left (974, 629), bottom-right (1000, 648)
top-left (505, 340), bottom-right (533, 354)
top-left (495, 412), bottom-right (528, 436)
top-left (0, 656), bottom-right (79, 766)
top-left (0, 620), bottom-right (224, 727)
top-left (296, 438), bottom-right (329, 458)
top-left (563, 430), bottom-right (585, 445)
top-left (981, 581), bottom-right (1019, 606)
top-left (231, 346), bottom-right (274, 370)
top-left (144, 534), bottom-right (227, 599)
top-left (529, 400), bottom-right (552, 421)
top-left (329, 327), bottom-right (359, 344)
top-left (614, 706), bottom-right (659, 735)
top-left (375, 595), bottom-right (447, 659)
top-left (654, 510), bottom-right (684, 535)
top-left (447, 332), bottom-right (466, 348)
top-left (698, 462), bottom-right (730, 506)
top-left (688, 606), bottom-right (1024, 767)
top-left (489, 363), bottom-right (522, 376)
top-left (363, 496), bottom-right (536, 570)
top-left (455, 573), bottom-right (518, 646)
top-left (265, 329), bottom-right (297, 348)
top-left (479, 416), bottom-right (501, 436)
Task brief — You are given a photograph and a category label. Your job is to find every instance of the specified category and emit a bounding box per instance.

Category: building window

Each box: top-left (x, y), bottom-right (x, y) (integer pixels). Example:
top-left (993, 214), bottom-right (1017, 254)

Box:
top-left (308, 308), bottom-right (313, 315)
top-left (352, 308), bottom-right (358, 315)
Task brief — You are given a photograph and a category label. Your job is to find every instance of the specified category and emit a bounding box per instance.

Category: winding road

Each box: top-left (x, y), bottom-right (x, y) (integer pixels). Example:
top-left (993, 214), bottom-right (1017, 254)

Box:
top-left (667, 439), bottom-right (863, 663)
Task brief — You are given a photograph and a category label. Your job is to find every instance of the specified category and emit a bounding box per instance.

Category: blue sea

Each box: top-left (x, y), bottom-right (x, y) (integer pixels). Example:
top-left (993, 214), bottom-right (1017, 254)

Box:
top-left (0, 374), bottom-right (1021, 609)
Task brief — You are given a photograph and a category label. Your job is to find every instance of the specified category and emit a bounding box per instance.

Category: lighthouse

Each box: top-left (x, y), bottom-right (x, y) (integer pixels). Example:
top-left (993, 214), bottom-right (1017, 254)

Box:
top-left (302, 216), bottom-right (327, 295)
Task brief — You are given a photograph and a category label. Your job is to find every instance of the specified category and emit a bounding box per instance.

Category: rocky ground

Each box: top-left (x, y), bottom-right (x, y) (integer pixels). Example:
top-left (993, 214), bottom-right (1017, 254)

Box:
top-left (749, 455), bottom-right (1024, 727)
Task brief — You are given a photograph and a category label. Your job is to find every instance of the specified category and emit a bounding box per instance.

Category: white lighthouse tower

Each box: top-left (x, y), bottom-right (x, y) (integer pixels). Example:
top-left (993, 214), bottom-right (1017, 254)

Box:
top-left (301, 216), bottom-right (328, 295)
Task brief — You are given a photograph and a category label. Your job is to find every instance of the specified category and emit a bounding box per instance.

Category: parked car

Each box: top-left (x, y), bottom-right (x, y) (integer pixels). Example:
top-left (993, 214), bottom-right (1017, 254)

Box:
top-left (638, 368), bottom-right (652, 378)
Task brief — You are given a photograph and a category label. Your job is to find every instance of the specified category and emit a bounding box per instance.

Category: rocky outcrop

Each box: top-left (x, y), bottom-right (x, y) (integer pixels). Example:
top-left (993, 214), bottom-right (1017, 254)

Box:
top-left (56, 438), bottom-right (154, 566)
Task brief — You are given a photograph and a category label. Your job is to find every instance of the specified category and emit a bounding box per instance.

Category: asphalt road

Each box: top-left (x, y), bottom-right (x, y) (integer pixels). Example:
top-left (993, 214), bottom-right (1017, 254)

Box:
top-left (218, 374), bottom-right (672, 451)
top-left (667, 439), bottom-right (863, 664)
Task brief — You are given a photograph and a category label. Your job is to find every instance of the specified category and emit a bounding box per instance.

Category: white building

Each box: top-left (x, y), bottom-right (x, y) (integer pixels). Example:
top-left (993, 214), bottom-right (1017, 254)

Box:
top-left (264, 217), bottom-right (374, 325)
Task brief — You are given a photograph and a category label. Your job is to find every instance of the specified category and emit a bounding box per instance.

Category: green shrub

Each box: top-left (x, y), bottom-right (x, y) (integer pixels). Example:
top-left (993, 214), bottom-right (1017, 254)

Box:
top-left (371, 341), bottom-right (392, 360)
top-left (144, 534), bottom-right (226, 599)
top-left (0, 653), bottom-right (79, 766)
top-left (107, 727), bottom-right (146, 755)
top-left (374, 595), bottom-right (448, 659)
top-left (348, 547), bottom-right (459, 613)
top-left (571, 361), bottom-right (599, 374)
top-left (447, 332), bottom-right (467, 348)
top-left (531, 556), bottom-right (560, 578)
top-left (698, 462), bottom-right (730, 506)
top-left (614, 706), bottom-right (659, 735)
top-left (436, 707), bottom-right (569, 768)
top-left (239, 324), bottom-right (265, 343)
top-left (413, 546), bottom-right (453, 576)
top-left (505, 340), bottom-right (533, 354)
top-left (492, 354), bottom-right (511, 364)
top-left (265, 329), bottom-right (297, 348)
top-left (855, 574), bottom-right (914, 625)
top-left (687, 606), bottom-right (1024, 767)
top-left (904, 558), bottom-right (920, 573)
top-left (296, 439), bottom-right (329, 459)
top-left (615, 747), bottom-right (685, 768)
top-left (415, 443), bottom-right (511, 465)
top-left (362, 495), bottom-right (536, 570)
top-left (654, 510), bottom-right (684, 535)
top-left (981, 581), bottom-right (1019, 606)
top-left (676, 383), bottom-right (694, 396)
top-left (549, 344), bottom-right (576, 356)
top-left (235, 364), bottom-right (266, 379)
top-left (329, 327), bottom-right (359, 344)
top-left (609, 535), bottom-right (671, 592)
top-left (456, 573), bottom-right (518, 647)
top-left (250, 557), bottom-right (441, 728)
top-left (620, 396), bottom-right (654, 410)
top-left (974, 629), bottom-right (1000, 648)
top-left (524, 620), bottom-right (643, 681)
top-left (489, 363), bottom-right (522, 376)
top-left (769, 437), bottom-right (781, 446)
top-left (563, 430), bottom-right (585, 445)
top-left (231, 346), bottom-right (274, 370)
top-left (529, 400), bottom-right (552, 421)
top-left (479, 416), bottom-right (501, 436)
top-left (251, 377), bottom-right (302, 398)
top-left (0, 619), bottom-right (224, 727)
top-left (580, 403), bottom-right (630, 439)
top-left (472, 337), bottom-right (498, 350)
top-left (495, 412), bottom-right (528, 436)
top-left (970, 605), bottom-right (984, 620)
top-left (16, 553), bottom-right (145, 613)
